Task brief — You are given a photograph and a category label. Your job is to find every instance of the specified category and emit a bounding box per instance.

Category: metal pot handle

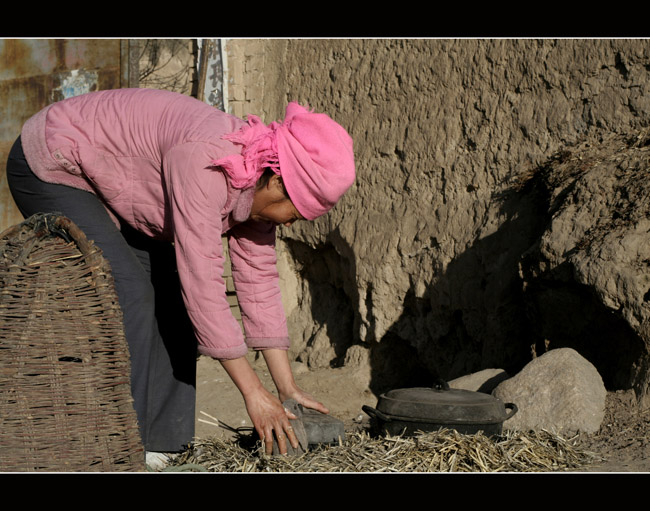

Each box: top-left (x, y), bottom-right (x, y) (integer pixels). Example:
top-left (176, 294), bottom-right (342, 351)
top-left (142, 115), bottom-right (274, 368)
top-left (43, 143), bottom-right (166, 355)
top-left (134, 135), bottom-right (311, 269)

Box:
top-left (504, 402), bottom-right (518, 421)
top-left (362, 405), bottom-right (392, 423)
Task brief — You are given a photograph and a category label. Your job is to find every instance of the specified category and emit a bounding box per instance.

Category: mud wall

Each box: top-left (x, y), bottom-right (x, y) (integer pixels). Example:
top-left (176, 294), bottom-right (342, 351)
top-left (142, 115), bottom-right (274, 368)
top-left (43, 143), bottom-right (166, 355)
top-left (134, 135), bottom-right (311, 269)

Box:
top-left (225, 39), bottom-right (650, 396)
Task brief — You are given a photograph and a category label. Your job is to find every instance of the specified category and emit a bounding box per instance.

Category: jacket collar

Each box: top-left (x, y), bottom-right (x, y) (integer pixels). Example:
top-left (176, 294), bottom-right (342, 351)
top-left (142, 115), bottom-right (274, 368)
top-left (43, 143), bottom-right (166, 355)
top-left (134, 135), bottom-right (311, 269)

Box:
top-left (231, 186), bottom-right (255, 222)
top-left (221, 175), bottom-right (256, 231)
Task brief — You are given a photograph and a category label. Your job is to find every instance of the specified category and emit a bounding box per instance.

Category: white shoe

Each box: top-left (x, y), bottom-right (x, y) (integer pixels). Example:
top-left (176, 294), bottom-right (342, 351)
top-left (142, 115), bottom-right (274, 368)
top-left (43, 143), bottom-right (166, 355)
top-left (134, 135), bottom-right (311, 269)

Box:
top-left (145, 451), bottom-right (173, 471)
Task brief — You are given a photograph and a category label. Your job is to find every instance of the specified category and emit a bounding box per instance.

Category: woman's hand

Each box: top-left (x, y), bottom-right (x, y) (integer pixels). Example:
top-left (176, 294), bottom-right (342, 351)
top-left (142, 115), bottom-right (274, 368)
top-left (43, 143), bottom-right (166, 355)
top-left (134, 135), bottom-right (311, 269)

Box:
top-left (278, 385), bottom-right (330, 415)
top-left (243, 385), bottom-right (300, 455)
top-left (220, 356), bottom-right (299, 455)
top-left (262, 349), bottom-right (330, 415)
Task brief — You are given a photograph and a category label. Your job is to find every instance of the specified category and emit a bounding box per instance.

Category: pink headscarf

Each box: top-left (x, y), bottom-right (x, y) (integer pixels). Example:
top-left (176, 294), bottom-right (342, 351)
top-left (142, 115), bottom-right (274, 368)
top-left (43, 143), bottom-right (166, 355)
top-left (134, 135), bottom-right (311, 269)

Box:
top-left (211, 103), bottom-right (355, 220)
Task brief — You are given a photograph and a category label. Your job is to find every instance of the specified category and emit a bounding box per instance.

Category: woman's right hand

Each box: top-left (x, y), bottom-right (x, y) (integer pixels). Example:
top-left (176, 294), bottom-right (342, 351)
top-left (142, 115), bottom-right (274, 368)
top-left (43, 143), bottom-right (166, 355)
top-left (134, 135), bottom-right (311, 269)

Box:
top-left (220, 355), bottom-right (299, 455)
top-left (243, 386), bottom-right (300, 455)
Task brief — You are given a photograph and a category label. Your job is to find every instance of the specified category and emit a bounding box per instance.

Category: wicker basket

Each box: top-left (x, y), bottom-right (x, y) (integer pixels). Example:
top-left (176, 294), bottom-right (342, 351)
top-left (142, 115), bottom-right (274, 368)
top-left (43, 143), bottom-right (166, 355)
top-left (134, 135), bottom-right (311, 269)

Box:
top-left (0, 213), bottom-right (145, 471)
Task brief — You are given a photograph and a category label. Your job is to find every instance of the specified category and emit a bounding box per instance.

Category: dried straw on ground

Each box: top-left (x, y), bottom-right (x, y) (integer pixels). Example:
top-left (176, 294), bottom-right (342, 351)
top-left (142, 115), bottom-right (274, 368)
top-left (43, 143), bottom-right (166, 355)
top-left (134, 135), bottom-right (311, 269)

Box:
top-left (167, 428), bottom-right (602, 473)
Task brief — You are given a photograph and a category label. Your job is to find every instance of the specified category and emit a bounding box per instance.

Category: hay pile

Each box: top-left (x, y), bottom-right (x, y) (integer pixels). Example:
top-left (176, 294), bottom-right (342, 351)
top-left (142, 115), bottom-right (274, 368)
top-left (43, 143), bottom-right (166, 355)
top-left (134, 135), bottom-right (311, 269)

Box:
top-left (165, 428), bottom-right (602, 473)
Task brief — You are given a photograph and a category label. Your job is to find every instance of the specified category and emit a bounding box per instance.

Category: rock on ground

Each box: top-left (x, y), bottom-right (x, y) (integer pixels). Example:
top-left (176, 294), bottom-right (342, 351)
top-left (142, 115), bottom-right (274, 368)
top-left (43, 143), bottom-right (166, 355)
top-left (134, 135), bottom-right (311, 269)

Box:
top-left (449, 368), bottom-right (509, 393)
top-left (493, 348), bottom-right (606, 434)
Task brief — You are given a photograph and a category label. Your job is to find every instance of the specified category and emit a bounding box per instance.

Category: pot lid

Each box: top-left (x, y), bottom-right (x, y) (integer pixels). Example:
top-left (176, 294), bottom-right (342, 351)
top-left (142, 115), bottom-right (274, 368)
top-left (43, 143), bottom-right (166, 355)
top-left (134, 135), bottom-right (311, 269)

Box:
top-left (376, 381), bottom-right (512, 425)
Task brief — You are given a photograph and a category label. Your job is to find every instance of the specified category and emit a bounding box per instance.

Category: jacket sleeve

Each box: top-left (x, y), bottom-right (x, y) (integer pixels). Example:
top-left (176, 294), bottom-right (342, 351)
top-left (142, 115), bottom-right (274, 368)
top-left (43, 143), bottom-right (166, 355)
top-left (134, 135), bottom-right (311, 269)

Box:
top-left (227, 220), bottom-right (290, 350)
top-left (164, 142), bottom-right (248, 360)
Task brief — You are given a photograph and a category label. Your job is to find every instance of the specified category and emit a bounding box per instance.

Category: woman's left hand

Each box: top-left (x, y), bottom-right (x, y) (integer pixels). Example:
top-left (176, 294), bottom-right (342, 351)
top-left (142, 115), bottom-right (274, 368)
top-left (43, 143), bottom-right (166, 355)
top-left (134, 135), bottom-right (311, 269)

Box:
top-left (262, 349), bottom-right (330, 415)
top-left (279, 385), bottom-right (330, 415)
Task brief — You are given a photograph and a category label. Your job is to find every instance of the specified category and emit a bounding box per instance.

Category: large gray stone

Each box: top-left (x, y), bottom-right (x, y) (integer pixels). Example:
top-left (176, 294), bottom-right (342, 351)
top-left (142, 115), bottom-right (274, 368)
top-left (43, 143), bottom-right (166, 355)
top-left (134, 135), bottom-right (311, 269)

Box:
top-left (492, 348), bottom-right (606, 434)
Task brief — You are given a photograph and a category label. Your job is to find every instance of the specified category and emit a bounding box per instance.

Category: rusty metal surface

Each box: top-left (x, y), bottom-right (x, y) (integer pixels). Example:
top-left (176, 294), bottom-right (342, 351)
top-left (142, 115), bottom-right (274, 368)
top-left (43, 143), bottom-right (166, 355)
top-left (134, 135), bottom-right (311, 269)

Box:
top-left (0, 39), bottom-right (125, 232)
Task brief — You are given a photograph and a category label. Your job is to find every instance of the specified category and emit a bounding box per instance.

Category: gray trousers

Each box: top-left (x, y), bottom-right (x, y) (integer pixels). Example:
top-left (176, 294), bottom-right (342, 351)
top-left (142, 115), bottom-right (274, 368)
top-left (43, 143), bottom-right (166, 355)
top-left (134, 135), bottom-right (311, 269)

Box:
top-left (6, 137), bottom-right (196, 452)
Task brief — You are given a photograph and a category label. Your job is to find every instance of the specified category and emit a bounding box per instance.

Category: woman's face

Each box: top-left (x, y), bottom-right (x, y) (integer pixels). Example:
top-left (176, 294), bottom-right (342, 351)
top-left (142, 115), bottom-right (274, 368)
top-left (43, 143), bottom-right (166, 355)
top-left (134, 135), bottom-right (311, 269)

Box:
top-left (250, 197), bottom-right (303, 227)
top-left (250, 174), bottom-right (304, 227)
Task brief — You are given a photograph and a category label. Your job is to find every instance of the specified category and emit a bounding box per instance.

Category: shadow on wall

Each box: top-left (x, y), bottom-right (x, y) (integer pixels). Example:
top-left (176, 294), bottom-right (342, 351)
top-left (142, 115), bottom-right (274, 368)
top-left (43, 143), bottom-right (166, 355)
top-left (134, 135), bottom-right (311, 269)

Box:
top-left (284, 149), bottom-right (648, 397)
top-left (282, 186), bottom-right (543, 396)
top-left (283, 234), bottom-right (358, 368)
top-left (361, 180), bottom-right (549, 395)
top-left (513, 143), bottom-right (649, 394)
top-left (376, 152), bottom-right (647, 395)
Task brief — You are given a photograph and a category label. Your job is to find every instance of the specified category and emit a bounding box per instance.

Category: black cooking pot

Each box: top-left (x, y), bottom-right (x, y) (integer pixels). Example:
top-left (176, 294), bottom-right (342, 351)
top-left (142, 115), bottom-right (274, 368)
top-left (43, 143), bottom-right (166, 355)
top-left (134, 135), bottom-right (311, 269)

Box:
top-left (362, 380), bottom-right (517, 437)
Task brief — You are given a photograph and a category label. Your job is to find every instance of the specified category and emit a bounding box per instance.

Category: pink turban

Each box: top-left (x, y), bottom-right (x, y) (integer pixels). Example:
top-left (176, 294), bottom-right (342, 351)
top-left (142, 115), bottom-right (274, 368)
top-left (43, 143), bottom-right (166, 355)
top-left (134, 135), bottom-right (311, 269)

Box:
top-left (211, 102), bottom-right (355, 220)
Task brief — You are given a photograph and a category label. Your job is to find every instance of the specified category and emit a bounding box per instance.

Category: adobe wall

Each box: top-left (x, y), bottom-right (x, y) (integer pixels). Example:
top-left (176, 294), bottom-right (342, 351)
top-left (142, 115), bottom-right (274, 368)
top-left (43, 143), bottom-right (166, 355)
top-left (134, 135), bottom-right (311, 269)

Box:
top-left (225, 39), bottom-right (650, 396)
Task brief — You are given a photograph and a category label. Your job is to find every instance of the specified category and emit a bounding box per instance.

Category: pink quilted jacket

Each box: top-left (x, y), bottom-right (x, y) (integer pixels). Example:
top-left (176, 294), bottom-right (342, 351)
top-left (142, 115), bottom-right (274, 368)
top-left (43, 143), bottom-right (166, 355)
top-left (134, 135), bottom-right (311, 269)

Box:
top-left (20, 88), bottom-right (289, 360)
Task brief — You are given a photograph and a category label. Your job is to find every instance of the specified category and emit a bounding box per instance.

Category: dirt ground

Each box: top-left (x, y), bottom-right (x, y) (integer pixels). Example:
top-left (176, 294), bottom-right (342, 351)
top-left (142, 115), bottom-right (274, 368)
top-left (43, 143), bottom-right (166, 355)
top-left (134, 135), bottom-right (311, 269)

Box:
top-left (194, 354), bottom-right (377, 443)
top-left (573, 389), bottom-right (650, 472)
top-left (194, 354), bottom-right (650, 473)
